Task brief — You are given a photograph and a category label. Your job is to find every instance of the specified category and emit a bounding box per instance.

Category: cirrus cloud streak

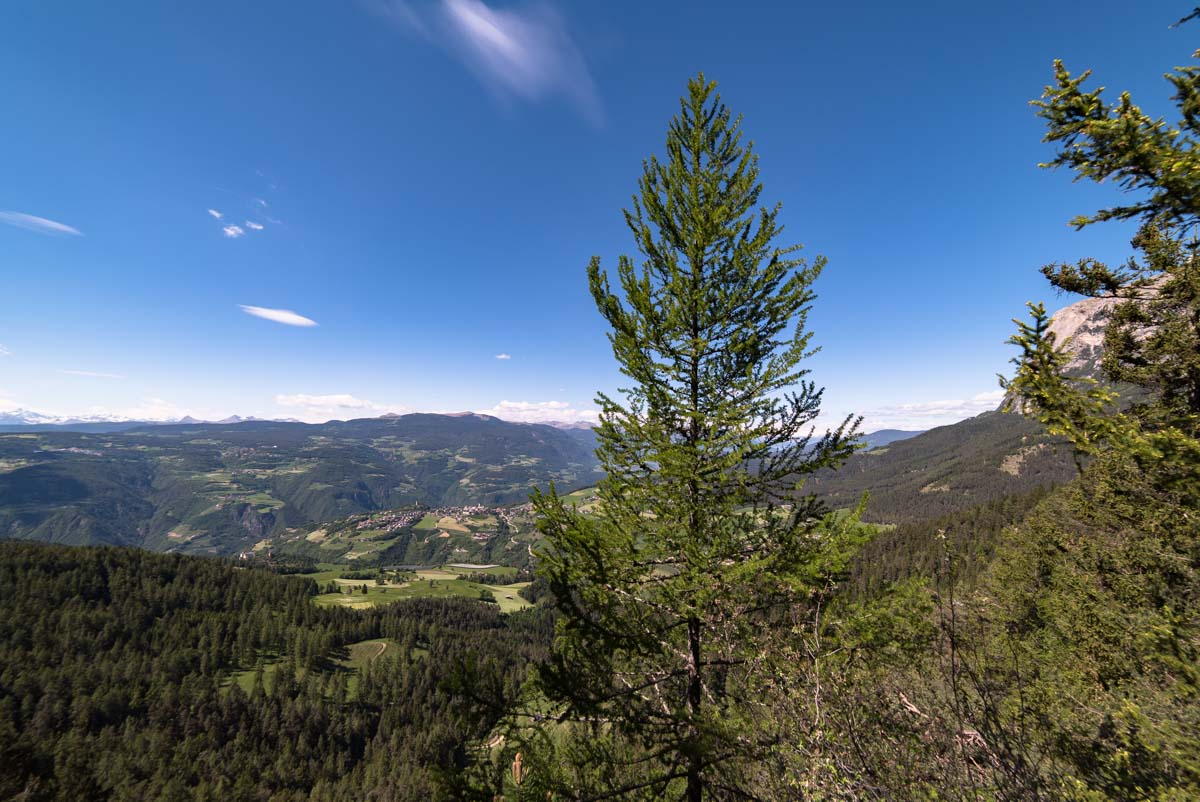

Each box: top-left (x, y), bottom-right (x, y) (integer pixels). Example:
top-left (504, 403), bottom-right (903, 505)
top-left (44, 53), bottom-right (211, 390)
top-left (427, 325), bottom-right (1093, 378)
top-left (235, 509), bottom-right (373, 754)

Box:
top-left (0, 211), bottom-right (82, 236)
top-left (240, 305), bottom-right (318, 327)
top-left (855, 389), bottom-right (1006, 431)
top-left (367, 0), bottom-right (602, 124)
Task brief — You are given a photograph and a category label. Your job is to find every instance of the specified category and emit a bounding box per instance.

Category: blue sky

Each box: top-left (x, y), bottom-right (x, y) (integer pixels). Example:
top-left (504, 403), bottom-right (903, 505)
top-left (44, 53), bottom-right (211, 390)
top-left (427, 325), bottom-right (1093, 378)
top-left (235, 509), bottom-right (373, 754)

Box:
top-left (0, 0), bottom-right (1184, 428)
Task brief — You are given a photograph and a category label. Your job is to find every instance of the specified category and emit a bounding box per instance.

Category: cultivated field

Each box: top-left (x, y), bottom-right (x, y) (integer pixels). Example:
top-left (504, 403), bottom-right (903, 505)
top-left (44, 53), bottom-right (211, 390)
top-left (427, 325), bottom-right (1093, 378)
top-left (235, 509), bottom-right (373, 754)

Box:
top-left (310, 563), bottom-right (532, 614)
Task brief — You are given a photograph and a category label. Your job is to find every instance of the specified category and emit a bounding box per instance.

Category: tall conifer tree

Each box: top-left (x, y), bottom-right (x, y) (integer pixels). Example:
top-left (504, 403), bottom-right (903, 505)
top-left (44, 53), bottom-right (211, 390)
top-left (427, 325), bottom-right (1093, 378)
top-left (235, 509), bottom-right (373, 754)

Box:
top-left (527, 74), bottom-right (863, 800)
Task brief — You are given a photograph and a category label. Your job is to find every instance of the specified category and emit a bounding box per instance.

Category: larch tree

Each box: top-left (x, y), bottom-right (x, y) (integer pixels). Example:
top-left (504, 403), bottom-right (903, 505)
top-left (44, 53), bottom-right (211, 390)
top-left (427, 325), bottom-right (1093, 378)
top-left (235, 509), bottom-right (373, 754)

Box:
top-left (520, 74), bottom-right (864, 801)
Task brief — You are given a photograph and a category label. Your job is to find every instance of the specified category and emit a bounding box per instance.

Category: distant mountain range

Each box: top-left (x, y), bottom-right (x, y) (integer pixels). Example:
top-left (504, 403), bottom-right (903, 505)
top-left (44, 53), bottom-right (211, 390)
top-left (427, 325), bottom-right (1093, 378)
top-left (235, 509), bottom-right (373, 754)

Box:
top-left (0, 413), bottom-right (601, 555)
top-left (0, 407), bottom-right (923, 446)
top-left (0, 410), bottom-right (299, 432)
top-left (0, 409), bottom-right (585, 433)
top-left (857, 429), bottom-right (925, 450)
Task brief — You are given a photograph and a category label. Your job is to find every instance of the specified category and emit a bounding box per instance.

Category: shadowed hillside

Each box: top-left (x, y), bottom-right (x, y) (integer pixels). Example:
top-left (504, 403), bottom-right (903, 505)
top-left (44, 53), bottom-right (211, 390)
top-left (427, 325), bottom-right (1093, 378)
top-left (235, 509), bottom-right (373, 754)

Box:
top-left (811, 410), bottom-right (1077, 523)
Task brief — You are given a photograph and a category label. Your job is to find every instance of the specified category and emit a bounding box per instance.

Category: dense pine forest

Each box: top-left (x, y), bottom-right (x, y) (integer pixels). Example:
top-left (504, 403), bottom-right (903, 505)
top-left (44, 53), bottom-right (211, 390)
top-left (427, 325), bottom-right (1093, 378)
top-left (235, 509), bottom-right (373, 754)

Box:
top-left (0, 542), bottom-right (550, 800)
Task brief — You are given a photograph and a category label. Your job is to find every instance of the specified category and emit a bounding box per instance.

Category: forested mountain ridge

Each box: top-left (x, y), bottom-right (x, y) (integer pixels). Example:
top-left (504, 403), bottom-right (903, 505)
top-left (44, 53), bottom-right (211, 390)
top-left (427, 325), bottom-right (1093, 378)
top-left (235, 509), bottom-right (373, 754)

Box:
top-left (0, 414), bottom-right (601, 555)
top-left (810, 409), bottom-right (1075, 522)
top-left (810, 291), bottom-right (1117, 523)
top-left (857, 428), bottom-right (925, 449)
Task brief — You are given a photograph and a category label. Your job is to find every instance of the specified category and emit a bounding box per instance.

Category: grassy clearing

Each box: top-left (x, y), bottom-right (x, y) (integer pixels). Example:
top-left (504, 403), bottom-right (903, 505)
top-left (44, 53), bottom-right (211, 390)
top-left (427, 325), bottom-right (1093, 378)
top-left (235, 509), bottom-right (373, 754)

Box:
top-left (412, 514), bottom-right (439, 531)
top-left (311, 566), bottom-right (532, 612)
top-left (491, 583), bottom-right (532, 613)
top-left (304, 564), bottom-right (349, 583)
top-left (342, 638), bottom-right (394, 669)
top-left (415, 569), bottom-right (459, 581)
top-left (335, 638), bottom-right (399, 696)
top-left (328, 576), bottom-right (391, 587)
top-left (314, 584), bottom-right (407, 608)
top-left (444, 564), bottom-right (516, 577)
top-left (230, 653), bottom-right (285, 694)
top-left (245, 491), bottom-right (286, 512)
top-left (343, 539), bottom-right (393, 560)
top-left (556, 487), bottom-right (598, 511)
top-left (227, 639), bottom-right (401, 699)
top-left (436, 515), bottom-right (470, 533)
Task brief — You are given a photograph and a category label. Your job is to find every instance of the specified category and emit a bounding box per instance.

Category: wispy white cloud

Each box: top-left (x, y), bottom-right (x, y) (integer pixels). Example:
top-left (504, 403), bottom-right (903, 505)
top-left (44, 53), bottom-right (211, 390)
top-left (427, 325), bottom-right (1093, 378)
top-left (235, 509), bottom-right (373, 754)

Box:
top-left (58, 369), bottom-right (125, 379)
top-left (368, 0), bottom-right (602, 124)
top-left (275, 392), bottom-right (411, 423)
top-left (128, 399), bottom-right (185, 420)
top-left (222, 224), bottom-right (245, 238)
top-left (245, 221), bottom-right (264, 231)
top-left (475, 399), bottom-right (598, 425)
top-left (0, 211), bottom-right (82, 237)
top-left (494, 352), bottom-right (511, 360)
top-left (276, 393), bottom-right (392, 410)
top-left (0, 345), bottom-right (10, 357)
top-left (207, 209), bottom-right (224, 219)
top-left (856, 389), bottom-right (1006, 432)
top-left (253, 198), bottom-right (268, 208)
top-left (239, 305), bottom-right (318, 327)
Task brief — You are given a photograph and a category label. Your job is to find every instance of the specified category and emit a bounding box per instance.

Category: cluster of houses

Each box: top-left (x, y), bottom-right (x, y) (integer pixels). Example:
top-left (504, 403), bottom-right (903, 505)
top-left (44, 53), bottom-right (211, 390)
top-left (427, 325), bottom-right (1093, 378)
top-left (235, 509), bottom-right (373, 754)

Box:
top-left (46, 446), bottom-right (104, 457)
top-left (354, 508), bottom-right (425, 533)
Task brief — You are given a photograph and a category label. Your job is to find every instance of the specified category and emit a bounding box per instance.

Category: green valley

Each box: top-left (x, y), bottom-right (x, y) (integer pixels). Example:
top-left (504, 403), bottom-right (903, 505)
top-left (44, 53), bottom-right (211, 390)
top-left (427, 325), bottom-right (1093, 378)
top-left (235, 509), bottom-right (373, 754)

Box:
top-left (0, 414), bottom-right (600, 556)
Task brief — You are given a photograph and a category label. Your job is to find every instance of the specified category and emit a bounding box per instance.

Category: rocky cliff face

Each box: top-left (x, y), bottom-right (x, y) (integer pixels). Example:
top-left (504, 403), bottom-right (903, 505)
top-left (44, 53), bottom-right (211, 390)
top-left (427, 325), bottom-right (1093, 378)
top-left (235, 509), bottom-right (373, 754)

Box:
top-left (1044, 294), bottom-right (1121, 376)
top-left (1000, 294), bottom-right (1116, 414)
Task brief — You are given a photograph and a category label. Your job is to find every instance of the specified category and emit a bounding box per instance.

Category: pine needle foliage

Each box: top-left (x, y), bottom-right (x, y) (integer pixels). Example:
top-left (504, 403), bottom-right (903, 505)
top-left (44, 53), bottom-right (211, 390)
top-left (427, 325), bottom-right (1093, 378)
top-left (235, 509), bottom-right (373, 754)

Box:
top-left (527, 74), bottom-right (862, 801)
top-left (1033, 49), bottom-right (1200, 230)
top-left (1005, 32), bottom-right (1200, 499)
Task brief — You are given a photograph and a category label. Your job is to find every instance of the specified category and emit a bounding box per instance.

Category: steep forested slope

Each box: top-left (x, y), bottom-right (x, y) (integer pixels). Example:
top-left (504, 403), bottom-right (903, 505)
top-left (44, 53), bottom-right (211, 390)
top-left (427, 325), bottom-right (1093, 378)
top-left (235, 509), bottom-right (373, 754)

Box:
top-left (810, 410), bottom-right (1076, 523)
